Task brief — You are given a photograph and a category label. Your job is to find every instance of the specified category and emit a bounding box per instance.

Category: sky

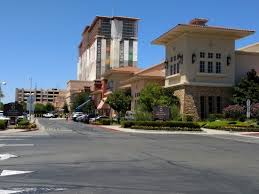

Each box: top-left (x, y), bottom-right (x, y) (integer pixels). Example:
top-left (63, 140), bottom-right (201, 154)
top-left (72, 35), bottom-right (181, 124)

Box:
top-left (0, 0), bottom-right (259, 103)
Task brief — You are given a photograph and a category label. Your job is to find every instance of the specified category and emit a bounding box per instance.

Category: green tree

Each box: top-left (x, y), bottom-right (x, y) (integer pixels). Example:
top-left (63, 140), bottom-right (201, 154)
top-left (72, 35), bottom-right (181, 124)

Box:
top-left (233, 69), bottom-right (259, 105)
top-left (45, 103), bottom-right (55, 112)
top-left (106, 90), bottom-right (131, 120)
top-left (0, 102), bottom-right (3, 111)
top-left (138, 83), bottom-right (179, 112)
top-left (34, 103), bottom-right (47, 114)
top-left (71, 91), bottom-right (95, 113)
top-left (63, 102), bottom-right (69, 113)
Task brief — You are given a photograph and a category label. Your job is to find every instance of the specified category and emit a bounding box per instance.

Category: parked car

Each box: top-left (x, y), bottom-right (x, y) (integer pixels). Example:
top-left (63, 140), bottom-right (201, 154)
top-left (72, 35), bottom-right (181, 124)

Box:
top-left (90, 115), bottom-right (109, 123)
top-left (83, 114), bottom-right (97, 124)
top-left (0, 111), bottom-right (10, 121)
top-left (43, 113), bottom-right (55, 118)
top-left (76, 114), bottom-right (87, 122)
top-left (72, 112), bottom-right (83, 121)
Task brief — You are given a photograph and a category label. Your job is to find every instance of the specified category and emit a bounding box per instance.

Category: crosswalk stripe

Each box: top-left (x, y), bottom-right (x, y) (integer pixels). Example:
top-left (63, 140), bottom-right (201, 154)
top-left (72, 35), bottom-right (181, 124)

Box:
top-left (0, 144), bottom-right (34, 147)
top-left (0, 170), bottom-right (33, 177)
top-left (0, 190), bottom-right (23, 194)
top-left (0, 154), bottom-right (18, 161)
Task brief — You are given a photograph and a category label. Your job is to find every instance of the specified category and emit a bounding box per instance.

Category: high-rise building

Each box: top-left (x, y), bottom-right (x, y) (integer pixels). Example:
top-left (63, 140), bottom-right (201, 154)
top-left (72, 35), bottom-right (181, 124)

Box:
top-left (77, 16), bottom-right (139, 81)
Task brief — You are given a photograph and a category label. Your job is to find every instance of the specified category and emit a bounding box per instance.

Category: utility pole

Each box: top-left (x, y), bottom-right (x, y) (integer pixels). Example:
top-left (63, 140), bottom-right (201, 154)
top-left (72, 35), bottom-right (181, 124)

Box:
top-left (29, 77), bottom-right (32, 121)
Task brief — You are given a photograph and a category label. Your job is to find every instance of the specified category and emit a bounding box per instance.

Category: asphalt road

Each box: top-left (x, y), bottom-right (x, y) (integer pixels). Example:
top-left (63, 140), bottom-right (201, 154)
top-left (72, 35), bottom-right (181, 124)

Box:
top-left (1, 119), bottom-right (259, 194)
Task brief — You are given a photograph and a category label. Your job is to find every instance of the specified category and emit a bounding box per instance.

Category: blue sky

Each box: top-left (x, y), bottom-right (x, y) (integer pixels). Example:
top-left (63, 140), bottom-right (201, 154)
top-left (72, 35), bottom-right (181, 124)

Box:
top-left (0, 0), bottom-right (259, 103)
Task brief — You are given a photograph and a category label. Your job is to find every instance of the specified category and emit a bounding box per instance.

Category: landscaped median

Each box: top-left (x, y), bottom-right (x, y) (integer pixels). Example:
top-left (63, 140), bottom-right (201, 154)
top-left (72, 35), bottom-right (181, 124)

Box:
top-left (201, 120), bottom-right (259, 132)
top-left (121, 121), bottom-right (202, 131)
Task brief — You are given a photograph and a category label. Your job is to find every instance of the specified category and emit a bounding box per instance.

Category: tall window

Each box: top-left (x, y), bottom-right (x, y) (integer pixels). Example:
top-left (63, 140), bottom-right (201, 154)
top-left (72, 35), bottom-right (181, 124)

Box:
top-left (208, 61), bottom-right (213, 73)
top-left (200, 61), bottom-right (205, 72)
top-left (177, 63), bottom-right (180, 73)
top-left (174, 64), bottom-right (176, 74)
top-left (208, 53), bottom-right (213, 59)
top-left (208, 96), bottom-right (214, 114)
top-left (200, 96), bottom-right (206, 119)
top-left (170, 65), bottom-right (173, 75)
top-left (216, 96), bottom-right (221, 113)
top-left (216, 62), bottom-right (221, 73)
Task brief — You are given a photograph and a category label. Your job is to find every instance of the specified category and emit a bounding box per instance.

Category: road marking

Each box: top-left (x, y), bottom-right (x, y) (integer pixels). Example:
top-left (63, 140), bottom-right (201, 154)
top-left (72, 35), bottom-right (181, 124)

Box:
top-left (0, 139), bottom-right (25, 141)
top-left (0, 154), bottom-right (18, 161)
top-left (0, 190), bottom-right (23, 194)
top-left (0, 144), bottom-right (34, 147)
top-left (0, 187), bottom-right (67, 193)
top-left (0, 170), bottom-right (33, 177)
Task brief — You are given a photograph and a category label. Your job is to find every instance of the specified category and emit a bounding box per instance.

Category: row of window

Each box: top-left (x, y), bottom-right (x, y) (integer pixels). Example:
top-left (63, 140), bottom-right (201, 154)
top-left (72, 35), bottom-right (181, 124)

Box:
top-left (200, 96), bottom-right (222, 119)
top-left (168, 63), bottom-right (180, 75)
top-left (200, 52), bottom-right (221, 59)
top-left (199, 61), bottom-right (221, 73)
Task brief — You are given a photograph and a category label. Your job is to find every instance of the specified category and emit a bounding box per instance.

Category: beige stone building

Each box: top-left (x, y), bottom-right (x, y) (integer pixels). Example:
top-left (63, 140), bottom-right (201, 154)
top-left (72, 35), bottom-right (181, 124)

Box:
top-left (152, 18), bottom-right (259, 120)
top-left (120, 63), bottom-right (165, 111)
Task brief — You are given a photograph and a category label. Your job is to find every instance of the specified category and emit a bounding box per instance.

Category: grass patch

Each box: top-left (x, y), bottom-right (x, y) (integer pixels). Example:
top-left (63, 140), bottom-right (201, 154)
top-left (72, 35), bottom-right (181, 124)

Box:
top-left (204, 120), bottom-right (259, 132)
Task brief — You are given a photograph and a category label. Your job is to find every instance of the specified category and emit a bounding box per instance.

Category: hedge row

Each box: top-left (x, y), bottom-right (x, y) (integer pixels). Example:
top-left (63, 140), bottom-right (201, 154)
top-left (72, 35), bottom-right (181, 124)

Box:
top-left (0, 120), bottom-right (8, 130)
top-left (133, 126), bottom-right (202, 131)
top-left (216, 127), bottom-right (259, 132)
top-left (121, 121), bottom-right (200, 129)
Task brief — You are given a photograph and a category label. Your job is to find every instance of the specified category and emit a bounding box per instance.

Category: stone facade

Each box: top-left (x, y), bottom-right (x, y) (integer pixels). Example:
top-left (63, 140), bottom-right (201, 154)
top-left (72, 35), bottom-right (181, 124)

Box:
top-left (174, 85), bottom-right (233, 120)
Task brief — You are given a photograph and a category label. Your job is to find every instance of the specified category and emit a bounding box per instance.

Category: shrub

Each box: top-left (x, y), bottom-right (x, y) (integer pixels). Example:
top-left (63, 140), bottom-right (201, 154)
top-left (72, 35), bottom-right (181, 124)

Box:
top-left (251, 103), bottom-right (259, 120)
top-left (121, 121), bottom-right (200, 129)
top-left (99, 119), bottom-right (112, 125)
top-left (17, 119), bottom-right (30, 126)
top-left (170, 105), bottom-right (181, 121)
top-left (134, 110), bottom-right (152, 121)
top-left (223, 105), bottom-right (245, 120)
top-left (0, 120), bottom-right (7, 130)
top-left (132, 126), bottom-right (202, 131)
top-left (208, 114), bottom-right (224, 122)
top-left (183, 114), bottom-right (194, 122)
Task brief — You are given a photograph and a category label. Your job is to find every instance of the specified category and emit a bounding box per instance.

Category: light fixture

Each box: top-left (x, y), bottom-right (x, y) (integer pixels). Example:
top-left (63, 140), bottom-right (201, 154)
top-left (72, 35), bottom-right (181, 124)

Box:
top-left (227, 55), bottom-right (231, 66)
top-left (192, 53), bottom-right (196, 64)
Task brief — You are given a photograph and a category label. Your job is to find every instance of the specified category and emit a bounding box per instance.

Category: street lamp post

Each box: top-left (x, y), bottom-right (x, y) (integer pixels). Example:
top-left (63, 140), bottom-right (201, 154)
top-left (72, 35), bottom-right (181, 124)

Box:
top-left (0, 81), bottom-right (7, 104)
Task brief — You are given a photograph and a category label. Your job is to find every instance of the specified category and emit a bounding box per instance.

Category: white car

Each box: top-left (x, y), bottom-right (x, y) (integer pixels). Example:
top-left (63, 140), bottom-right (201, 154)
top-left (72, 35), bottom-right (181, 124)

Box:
top-left (43, 113), bottom-right (55, 118)
top-left (0, 111), bottom-right (10, 121)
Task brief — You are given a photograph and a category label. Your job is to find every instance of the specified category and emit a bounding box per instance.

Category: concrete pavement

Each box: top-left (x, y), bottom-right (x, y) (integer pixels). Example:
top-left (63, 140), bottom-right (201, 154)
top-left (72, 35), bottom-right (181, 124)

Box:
top-left (1, 119), bottom-right (259, 193)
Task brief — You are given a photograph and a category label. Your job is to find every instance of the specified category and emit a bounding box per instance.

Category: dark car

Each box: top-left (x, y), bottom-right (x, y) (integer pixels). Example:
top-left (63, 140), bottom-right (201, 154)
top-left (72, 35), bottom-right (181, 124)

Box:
top-left (83, 114), bottom-right (97, 124)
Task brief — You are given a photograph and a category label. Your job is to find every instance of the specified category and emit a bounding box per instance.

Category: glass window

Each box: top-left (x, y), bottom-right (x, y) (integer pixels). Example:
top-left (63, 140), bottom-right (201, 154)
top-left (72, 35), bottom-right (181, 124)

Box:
top-left (208, 61), bottom-right (213, 73)
top-left (200, 96), bottom-right (206, 119)
top-left (174, 56), bottom-right (176, 61)
top-left (171, 57), bottom-right (173, 62)
top-left (208, 96), bottom-right (214, 114)
top-left (208, 53), bottom-right (213, 59)
top-left (177, 63), bottom-right (179, 73)
top-left (174, 64), bottom-right (176, 74)
top-left (216, 62), bottom-right (221, 73)
top-left (200, 61), bottom-right (205, 72)
top-left (200, 52), bottom-right (205, 58)
top-left (216, 53), bottom-right (221, 59)
top-left (170, 65), bottom-right (173, 75)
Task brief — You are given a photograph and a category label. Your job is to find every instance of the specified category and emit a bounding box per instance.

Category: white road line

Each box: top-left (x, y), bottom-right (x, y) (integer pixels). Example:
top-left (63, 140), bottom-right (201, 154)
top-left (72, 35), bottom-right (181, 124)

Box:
top-left (0, 154), bottom-right (18, 161)
top-left (0, 190), bottom-right (24, 194)
top-left (0, 139), bottom-right (25, 141)
top-left (0, 170), bottom-right (33, 177)
top-left (0, 144), bottom-right (34, 147)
